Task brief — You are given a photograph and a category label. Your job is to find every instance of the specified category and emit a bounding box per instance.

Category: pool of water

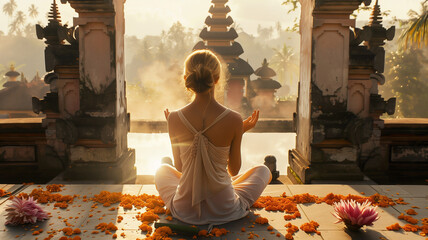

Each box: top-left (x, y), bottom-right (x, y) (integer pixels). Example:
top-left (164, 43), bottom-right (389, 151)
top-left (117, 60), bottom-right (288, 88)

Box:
top-left (128, 133), bottom-right (296, 175)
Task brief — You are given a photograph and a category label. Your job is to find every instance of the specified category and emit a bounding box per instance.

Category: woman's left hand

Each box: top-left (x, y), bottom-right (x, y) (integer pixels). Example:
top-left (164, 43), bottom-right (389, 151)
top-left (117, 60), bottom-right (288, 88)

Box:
top-left (243, 110), bottom-right (259, 133)
top-left (164, 109), bottom-right (170, 120)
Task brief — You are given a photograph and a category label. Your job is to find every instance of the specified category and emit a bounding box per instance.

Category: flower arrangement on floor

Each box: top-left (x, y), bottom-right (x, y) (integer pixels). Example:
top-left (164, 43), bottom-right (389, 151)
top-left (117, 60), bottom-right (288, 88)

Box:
top-left (4, 196), bottom-right (49, 225)
top-left (332, 199), bottom-right (379, 231)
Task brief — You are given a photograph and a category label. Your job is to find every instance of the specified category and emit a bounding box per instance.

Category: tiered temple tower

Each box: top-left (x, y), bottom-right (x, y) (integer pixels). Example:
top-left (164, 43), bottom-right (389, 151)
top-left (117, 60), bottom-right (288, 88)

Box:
top-left (250, 59), bottom-right (281, 116)
top-left (4, 64), bottom-right (20, 82)
top-left (194, 0), bottom-right (253, 112)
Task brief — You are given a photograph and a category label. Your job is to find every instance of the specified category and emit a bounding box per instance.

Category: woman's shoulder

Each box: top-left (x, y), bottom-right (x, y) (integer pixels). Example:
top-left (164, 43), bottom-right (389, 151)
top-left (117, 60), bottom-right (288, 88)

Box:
top-left (224, 108), bottom-right (243, 122)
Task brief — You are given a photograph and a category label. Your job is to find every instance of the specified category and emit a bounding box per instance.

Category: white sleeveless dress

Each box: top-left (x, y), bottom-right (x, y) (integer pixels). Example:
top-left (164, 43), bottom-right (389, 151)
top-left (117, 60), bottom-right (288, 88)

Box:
top-left (155, 108), bottom-right (271, 226)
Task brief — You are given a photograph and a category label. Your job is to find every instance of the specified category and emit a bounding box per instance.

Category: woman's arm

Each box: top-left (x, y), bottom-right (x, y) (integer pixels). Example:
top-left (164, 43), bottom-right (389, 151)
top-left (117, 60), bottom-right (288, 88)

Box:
top-left (167, 112), bottom-right (183, 172)
top-left (228, 116), bottom-right (243, 176)
top-left (242, 110), bottom-right (259, 133)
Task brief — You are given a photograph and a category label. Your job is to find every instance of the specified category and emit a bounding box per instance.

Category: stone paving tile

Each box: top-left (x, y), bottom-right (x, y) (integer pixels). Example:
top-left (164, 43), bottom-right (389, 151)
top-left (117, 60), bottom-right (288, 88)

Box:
top-left (0, 184), bottom-right (427, 240)
top-left (0, 229), bottom-right (26, 240)
top-left (261, 184), bottom-right (292, 197)
top-left (288, 184), bottom-right (378, 197)
top-left (298, 201), bottom-right (402, 231)
top-left (382, 229), bottom-right (427, 240)
top-left (391, 197), bottom-right (428, 218)
top-left (139, 185), bottom-right (159, 195)
top-left (253, 205), bottom-right (309, 231)
top-left (216, 230), bottom-right (323, 240)
top-left (320, 229), bottom-right (391, 240)
top-left (0, 184), bottom-right (24, 205)
top-left (84, 212), bottom-right (140, 230)
top-left (397, 185), bottom-right (428, 198)
top-left (370, 185), bottom-right (413, 198)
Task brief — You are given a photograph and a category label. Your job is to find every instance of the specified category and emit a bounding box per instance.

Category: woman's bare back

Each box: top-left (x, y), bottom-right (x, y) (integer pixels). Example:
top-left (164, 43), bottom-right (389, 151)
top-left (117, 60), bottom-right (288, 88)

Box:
top-left (168, 102), bottom-right (242, 148)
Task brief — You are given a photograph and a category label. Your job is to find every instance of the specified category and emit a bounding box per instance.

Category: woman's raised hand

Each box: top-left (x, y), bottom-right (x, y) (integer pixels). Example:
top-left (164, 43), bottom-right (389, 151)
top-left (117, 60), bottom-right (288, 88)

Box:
top-left (164, 109), bottom-right (170, 120)
top-left (243, 110), bottom-right (259, 133)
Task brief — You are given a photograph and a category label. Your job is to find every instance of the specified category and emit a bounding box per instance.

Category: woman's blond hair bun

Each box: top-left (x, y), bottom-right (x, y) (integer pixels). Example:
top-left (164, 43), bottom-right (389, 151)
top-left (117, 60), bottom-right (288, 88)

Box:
top-left (184, 50), bottom-right (221, 93)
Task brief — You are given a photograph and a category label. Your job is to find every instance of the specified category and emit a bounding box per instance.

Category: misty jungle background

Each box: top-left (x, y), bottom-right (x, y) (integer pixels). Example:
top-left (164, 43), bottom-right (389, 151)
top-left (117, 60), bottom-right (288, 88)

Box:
top-left (0, 0), bottom-right (427, 119)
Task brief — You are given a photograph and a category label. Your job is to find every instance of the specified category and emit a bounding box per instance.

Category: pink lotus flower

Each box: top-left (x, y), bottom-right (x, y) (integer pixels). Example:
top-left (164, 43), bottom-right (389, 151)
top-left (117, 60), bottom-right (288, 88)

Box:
top-left (332, 199), bottom-right (379, 230)
top-left (4, 196), bottom-right (49, 225)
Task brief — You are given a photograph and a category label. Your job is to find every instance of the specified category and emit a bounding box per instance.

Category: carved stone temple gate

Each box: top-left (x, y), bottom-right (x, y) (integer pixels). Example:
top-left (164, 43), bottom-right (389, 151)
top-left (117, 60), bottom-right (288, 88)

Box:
top-left (30, 0), bottom-right (402, 183)
top-left (288, 0), bottom-right (396, 183)
top-left (33, 0), bottom-right (135, 182)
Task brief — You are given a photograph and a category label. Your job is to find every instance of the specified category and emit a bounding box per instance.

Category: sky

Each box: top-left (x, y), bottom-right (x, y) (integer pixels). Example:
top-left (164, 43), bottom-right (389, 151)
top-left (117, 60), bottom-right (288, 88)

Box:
top-left (0, 0), bottom-right (424, 38)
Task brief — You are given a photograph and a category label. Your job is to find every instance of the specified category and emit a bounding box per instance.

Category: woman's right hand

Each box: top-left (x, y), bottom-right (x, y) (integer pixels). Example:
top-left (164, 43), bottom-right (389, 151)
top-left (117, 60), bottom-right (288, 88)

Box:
top-left (243, 110), bottom-right (259, 133)
top-left (164, 109), bottom-right (170, 120)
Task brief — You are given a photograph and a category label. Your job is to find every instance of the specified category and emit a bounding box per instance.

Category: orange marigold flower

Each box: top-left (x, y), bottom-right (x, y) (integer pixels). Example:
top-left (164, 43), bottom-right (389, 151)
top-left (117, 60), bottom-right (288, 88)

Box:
top-left (300, 221), bottom-right (321, 235)
top-left (166, 216), bottom-right (173, 221)
top-left (285, 233), bottom-right (294, 240)
top-left (0, 189), bottom-right (10, 197)
top-left (398, 213), bottom-right (419, 224)
top-left (211, 228), bottom-right (228, 237)
top-left (46, 184), bottom-right (64, 192)
top-left (405, 209), bottom-right (418, 215)
top-left (395, 198), bottom-right (409, 205)
top-left (255, 216), bottom-right (268, 225)
top-left (73, 228), bottom-right (81, 234)
top-left (139, 223), bottom-right (153, 234)
top-left (267, 226), bottom-right (273, 231)
top-left (241, 227), bottom-right (246, 232)
top-left (198, 230), bottom-right (208, 237)
top-left (62, 227), bottom-right (73, 236)
top-left (92, 191), bottom-right (122, 205)
top-left (140, 211), bottom-right (159, 223)
top-left (153, 206), bottom-right (166, 214)
top-left (154, 226), bottom-right (173, 237)
top-left (112, 233), bottom-right (117, 238)
top-left (402, 224), bottom-right (419, 232)
top-left (54, 202), bottom-right (68, 209)
top-left (386, 223), bottom-right (401, 231)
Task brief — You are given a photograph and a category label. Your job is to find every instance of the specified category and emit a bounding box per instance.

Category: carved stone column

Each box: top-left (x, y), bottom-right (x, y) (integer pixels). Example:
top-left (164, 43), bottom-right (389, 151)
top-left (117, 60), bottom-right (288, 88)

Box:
top-left (35, 0), bottom-right (135, 182)
top-left (350, 0), bottom-right (396, 181)
top-left (62, 0), bottom-right (134, 182)
top-left (288, 0), bottom-right (372, 183)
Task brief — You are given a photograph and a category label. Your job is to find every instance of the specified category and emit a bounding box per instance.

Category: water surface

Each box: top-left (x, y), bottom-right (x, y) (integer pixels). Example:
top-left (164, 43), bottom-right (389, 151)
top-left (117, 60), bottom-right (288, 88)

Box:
top-left (128, 133), bottom-right (296, 175)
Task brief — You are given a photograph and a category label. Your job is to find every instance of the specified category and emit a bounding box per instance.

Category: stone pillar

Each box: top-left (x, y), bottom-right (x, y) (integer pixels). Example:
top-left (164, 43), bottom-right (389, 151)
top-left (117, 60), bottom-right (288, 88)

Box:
top-left (288, 0), bottom-right (372, 183)
top-left (63, 0), bottom-right (135, 182)
top-left (350, 0), bottom-right (396, 181)
top-left (35, 0), bottom-right (135, 182)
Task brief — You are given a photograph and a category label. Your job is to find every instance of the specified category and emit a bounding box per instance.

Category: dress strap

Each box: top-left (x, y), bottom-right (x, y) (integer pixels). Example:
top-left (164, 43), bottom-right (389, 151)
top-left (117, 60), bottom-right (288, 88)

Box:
top-left (177, 110), bottom-right (198, 134)
top-left (177, 109), bottom-right (231, 135)
top-left (201, 109), bottom-right (231, 133)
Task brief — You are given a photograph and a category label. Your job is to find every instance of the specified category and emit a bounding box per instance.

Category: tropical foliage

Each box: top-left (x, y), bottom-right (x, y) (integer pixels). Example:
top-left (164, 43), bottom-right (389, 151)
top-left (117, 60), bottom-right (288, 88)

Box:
top-left (270, 44), bottom-right (298, 86)
top-left (382, 48), bottom-right (428, 118)
top-left (400, 1), bottom-right (428, 49)
top-left (2, 0), bottom-right (39, 37)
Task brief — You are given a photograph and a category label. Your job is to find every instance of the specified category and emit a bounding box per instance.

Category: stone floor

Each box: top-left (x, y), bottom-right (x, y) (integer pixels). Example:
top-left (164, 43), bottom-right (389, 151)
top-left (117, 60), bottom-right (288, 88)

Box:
top-left (0, 183), bottom-right (427, 240)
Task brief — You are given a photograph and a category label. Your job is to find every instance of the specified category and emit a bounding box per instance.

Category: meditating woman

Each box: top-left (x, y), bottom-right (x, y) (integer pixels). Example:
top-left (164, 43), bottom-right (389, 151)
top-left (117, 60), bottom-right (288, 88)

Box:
top-left (155, 49), bottom-right (272, 226)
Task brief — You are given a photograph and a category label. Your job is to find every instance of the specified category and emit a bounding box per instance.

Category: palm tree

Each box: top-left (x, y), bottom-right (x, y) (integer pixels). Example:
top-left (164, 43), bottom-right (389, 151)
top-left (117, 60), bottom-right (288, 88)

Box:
top-left (401, 1), bottom-right (428, 49)
top-left (2, 0), bottom-right (17, 17)
top-left (270, 44), bottom-right (299, 86)
top-left (9, 10), bottom-right (26, 36)
top-left (28, 4), bottom-right (38, 18)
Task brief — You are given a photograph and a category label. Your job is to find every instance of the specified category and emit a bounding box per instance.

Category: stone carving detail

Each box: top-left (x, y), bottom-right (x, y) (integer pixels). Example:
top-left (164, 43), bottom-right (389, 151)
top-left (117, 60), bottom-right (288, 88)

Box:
top-left (35, 0), bottom-right (79, 72)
